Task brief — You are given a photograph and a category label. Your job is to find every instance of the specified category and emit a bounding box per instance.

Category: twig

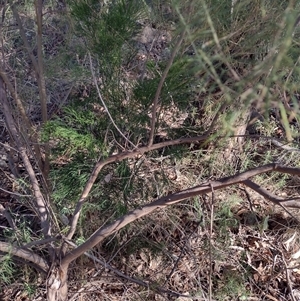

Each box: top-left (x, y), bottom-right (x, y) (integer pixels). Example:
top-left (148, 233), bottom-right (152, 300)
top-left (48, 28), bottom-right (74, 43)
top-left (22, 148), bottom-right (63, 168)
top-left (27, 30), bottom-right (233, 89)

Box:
top-left (8, 1), bottom-right (50, 181)
top-left (34, 0), bottom-right (50, 180)
top-left (88, 52), bottom-right (137, 149)
top-left (0, 141), bottom-right (19, 152)
top-left (148, 30), bottom-right (185, 147)
top-left (23, 237), bottom-right (60, 248)
top-left (0, 68), bottom-right (32, 131)
top-left (164, 224), bottom-right (198, 284)
top-left (241, 186), bottom-right (261, 225)
top-left (0, 186), bottom-right (31, 197)
top-left (203, 2), bottom-right (240, 81)
top-left (243, 180), bottom-right (300, 211)
top-left (34, 0), bottom-right (48, 124)
top-left (8, 1), bottom-right (39, 75)
top-left (0, 55), bottom-right (45, 180)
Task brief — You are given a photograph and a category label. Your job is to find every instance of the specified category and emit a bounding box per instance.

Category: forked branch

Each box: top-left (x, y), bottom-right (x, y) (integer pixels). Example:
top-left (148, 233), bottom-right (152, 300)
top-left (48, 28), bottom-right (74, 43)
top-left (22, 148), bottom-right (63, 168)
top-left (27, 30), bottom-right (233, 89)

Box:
top-left (62, 163), bottom-right (300, 266)
top-left (67, 94), bottom-right (225, 241)
top-left (67, 134), bottom-right (209, 240)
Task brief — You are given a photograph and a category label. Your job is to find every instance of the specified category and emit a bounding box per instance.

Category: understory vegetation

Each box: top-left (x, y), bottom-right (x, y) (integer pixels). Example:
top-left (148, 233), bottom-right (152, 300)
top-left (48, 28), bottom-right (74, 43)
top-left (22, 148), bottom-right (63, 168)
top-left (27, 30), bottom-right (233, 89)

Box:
top-left (1, 0), bottom-right (300, 300)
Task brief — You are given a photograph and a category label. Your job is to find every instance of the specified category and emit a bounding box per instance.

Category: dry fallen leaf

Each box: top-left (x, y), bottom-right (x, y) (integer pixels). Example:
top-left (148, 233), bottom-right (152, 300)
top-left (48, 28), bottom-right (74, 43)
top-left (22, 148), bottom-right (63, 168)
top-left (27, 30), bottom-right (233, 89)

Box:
top-left (104, 173), bottom-right (113, 183)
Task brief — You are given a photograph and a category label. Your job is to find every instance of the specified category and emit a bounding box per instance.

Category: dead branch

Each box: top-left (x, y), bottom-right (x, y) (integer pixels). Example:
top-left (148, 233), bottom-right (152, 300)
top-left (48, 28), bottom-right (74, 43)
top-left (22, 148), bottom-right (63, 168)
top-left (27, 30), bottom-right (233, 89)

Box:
top-left (0, 186), bottom-right (32, 197)
top-left (7, 1), bottom-right (49, 179)
top-left (24, 237), bottom-right (60, 248)
top-left (0, 69), bottom-right (31, 130)
top-left (243, 180), bottom-right (300, 208)
top-left (8, 1), bottom-right (39, 73)
top-left (62, 163), bottom-right (300, 267)
top-left (0, 241), bottom-right (49, 273)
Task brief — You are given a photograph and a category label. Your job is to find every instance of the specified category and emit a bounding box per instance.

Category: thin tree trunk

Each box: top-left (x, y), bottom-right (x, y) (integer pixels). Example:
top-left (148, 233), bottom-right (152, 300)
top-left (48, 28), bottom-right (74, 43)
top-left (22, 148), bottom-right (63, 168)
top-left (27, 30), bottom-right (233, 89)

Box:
top-left (47, 264), bottom-right (68, 301)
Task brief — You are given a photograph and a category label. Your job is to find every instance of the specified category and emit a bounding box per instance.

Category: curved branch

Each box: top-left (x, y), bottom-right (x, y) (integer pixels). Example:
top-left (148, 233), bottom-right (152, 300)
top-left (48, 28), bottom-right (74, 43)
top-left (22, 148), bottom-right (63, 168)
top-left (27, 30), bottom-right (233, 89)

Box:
top-left (67, 134), bottom-right (209, 240)
top-left (0, 241), bottom-right (49, 273)
top-left (63, 163), bottom-right (300, 266)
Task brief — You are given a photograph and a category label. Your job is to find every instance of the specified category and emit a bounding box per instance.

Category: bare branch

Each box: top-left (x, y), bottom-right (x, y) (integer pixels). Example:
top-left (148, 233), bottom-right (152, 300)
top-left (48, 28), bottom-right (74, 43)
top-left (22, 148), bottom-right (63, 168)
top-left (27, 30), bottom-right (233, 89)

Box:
top-left (243, 180), bottom-right (300, 208)
top-left (0, 63), bottom-right (45, 177)
top-left (0, 78), bottom-right (51, 237)
top-left (0, 187), bottom-right (32, 197)
top-left (67, 134), bottom-right (208, 240)
top-left (148, 30), bottom-right (185, 147)
top-left (63, 163), bottom-right (300, 266)
top-left (8, 0), bottom-right (39, 74)
top-left (6, 1), bottom-right (49, 179)
top-left (24, 237), bottom-right (60, 248)
top-left (0, 241), bottom-right (49, 273)
top-left (0, 69), bottom-right (32, 130)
